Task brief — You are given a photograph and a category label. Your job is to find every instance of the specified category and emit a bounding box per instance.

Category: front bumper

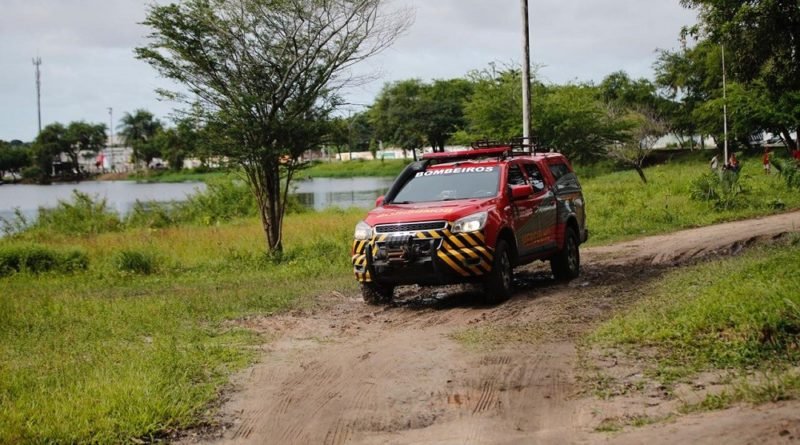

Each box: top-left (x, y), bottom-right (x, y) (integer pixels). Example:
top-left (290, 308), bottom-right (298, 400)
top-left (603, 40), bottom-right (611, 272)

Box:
top-left (352, 227), bottom-right (495, 285)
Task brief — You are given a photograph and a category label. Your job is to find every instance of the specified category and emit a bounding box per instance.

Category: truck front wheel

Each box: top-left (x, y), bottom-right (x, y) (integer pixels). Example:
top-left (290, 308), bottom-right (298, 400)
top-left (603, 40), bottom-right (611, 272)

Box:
top-left (361, 283), bottom-right (395, 305)
top-left (482, 239), bottom-right (513, 304)
top-left (551, 227), bottom-right (580, 281)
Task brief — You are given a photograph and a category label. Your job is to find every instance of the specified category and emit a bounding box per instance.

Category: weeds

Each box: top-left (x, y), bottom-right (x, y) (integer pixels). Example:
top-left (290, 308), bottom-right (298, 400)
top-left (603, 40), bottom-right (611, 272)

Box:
top-left (0, 244), bottom-right (88, 276)
top-left (114, 249), bottom-right (159, 274)
top-left (690, 170), bottom-right (750, 210)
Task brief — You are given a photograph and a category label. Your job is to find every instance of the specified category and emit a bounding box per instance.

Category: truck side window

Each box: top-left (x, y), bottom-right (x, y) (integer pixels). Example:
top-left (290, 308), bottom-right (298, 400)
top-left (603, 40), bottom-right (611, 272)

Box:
top-left (523, 164), bottom-right (545, 192)
top-left (508, 164), bottom-right (526, 186)
top-left (548, 163), bottom-right (570, 181)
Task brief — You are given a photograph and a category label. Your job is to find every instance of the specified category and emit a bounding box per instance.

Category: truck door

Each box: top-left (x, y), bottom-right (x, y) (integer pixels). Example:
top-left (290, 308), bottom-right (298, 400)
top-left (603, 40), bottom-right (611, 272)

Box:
top-left (506, 163), bottom-right (537, 257)
top-left (521, 161), bottom-right (558, 254)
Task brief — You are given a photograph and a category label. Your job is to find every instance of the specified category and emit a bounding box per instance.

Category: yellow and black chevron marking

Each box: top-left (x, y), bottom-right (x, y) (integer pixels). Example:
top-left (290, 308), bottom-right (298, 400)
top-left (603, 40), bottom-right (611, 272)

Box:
top-left (432, 230), bottom-right (494, 277)
top-left (351, 240), bottom-right (372, 283)
top-left (351, 229), bottom-right (494, 282)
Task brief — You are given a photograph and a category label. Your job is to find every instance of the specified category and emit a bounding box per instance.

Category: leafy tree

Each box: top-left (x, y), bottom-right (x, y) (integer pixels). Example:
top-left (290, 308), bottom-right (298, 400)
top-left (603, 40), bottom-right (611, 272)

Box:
top-left (680, 0), bottom-right (800, 152)
top-left (606, 110), bottom-right (667, 184)
top-left (136, 0), bottom-right (410, 252)
top-left (462, 68), bottom-right (523, 141)
top-left (370, 79), bottom-right (428, 157)
top-left (64, 122), bottom-right (107, 178)
top-left (422, 79), bottom-right (473, 151)
top-left (118, 109), bottom-right (163, 165)
top-left (535, 84), bottom-right (629, 163)
top-left (0, 141), bottom-right (30, 180)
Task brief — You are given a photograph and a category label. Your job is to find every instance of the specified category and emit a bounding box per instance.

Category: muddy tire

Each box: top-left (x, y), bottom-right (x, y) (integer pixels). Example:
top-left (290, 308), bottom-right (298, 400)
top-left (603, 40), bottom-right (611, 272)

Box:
top-left (361, 283), bottom-right (395, 305)
top-left (482, 239), bottom-right (513, 304)
top-left (551, 227), bottom-right (580, 281)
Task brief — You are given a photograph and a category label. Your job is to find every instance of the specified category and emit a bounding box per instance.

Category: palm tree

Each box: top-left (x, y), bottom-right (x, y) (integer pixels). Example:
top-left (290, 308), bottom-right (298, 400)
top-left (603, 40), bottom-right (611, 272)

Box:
top-left (118, 110), bottom-right (163, 166)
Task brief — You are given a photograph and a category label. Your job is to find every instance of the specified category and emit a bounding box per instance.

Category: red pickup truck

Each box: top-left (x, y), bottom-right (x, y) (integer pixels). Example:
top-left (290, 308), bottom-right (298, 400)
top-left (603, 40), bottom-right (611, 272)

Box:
top-left (351, 144), bottom-right (588, 304)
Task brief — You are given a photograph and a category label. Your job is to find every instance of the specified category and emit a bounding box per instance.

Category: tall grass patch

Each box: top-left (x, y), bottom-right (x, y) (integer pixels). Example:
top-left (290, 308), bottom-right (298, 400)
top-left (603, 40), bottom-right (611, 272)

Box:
top-left (592, 240), bottom-right (800, 381)
top-left (0, 210), bottom-right (363, 443)
top-left (0, 244), bottom-right (88, 276)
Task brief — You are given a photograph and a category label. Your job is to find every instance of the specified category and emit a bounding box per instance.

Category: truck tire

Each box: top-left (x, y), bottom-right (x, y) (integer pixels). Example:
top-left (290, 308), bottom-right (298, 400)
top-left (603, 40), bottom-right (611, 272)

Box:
top-left (551, 227), bottom-right (580, 281)
top-left (360, 283), bottom-right (395, 305)
top-left (482, 239), bottom-right (513, 304)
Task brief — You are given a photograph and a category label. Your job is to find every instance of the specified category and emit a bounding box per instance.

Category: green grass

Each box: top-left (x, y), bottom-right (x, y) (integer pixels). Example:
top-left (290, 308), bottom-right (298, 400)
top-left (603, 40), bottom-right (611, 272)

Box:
top-left (299, 159), bottom-right (409, 179)
top-left (591, 237), bottom-right (800, 395)
top-left (0, 210), bottom-right (364, 444)
top-left (579, 157), bottom-right (800, 246)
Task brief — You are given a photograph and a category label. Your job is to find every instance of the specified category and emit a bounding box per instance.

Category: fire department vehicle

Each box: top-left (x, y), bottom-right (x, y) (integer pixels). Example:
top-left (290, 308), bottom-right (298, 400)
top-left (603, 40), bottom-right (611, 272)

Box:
top-left (351, 143), bottom-right (587, 304)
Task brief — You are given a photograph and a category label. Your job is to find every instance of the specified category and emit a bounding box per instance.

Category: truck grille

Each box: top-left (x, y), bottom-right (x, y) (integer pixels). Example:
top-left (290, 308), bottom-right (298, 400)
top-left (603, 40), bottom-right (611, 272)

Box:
top-left (375, 221), bottom-right (447, 234)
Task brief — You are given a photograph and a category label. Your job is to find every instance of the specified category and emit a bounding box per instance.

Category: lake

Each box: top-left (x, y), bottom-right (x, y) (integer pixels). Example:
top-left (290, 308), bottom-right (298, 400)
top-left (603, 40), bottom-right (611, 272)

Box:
top-left (0, 177), bottom-right (395, 222)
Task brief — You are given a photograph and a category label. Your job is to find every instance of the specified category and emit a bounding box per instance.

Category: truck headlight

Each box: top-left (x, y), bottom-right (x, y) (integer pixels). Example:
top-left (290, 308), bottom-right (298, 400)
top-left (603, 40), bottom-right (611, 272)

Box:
top-left (451, 212), bottom-right (488, 234)
top-left (354, 221), bottom-right (373, 240)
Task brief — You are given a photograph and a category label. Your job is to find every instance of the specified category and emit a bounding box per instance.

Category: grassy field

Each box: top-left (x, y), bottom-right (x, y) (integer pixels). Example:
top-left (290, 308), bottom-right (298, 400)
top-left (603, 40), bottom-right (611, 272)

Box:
top-left (590, 237), bottom-right (800, 407)
top-left (3, 155), bottom-right (800, 442)
top-left (579, 156), bottom-right (800, 245)
top-left (0, 210), bottom-right (363, 444)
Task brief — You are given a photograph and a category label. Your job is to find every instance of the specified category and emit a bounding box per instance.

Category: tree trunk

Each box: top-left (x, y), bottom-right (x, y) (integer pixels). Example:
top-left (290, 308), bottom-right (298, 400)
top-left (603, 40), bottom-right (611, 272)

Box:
top-left (634, 165), bottom-right (648, 184)
top-left (780, 127), bottom-right (797, 154)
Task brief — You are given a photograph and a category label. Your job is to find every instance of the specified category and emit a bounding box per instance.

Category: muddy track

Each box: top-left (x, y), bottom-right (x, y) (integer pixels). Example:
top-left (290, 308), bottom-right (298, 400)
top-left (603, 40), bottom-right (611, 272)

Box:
top-left (186, 211), bottom-right (800, 445)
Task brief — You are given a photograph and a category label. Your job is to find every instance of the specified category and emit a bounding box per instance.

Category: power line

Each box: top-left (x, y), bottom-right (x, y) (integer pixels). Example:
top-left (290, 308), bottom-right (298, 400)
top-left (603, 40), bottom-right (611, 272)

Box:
top-left (33, 57), bottom-right (42, 135)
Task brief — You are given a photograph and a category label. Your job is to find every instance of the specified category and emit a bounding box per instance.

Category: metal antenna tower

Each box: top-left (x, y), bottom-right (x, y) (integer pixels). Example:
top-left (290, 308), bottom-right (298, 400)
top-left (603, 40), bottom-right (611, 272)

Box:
top-left (33, 57), bottom-right (42, 134)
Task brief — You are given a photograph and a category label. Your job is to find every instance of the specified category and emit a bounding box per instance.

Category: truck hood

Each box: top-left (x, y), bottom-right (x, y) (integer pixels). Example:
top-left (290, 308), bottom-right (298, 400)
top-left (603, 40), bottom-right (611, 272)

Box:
top-left (364, 199), bottom-right (496, 226)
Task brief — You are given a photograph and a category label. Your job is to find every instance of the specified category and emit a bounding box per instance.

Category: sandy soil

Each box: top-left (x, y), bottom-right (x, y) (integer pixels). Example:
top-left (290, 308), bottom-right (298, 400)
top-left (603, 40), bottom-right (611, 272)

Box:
top-left (183, 211), bottom-right (800, 445)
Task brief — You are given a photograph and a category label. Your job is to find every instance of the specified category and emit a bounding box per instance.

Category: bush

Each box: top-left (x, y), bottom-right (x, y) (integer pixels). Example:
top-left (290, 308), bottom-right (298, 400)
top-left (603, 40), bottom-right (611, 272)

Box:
top-left (126, 201), bottom-right (178, 229)
top-left (179, 178), bottom-right (256, 225)
top-left (773, 158), bottom-right (800, 190)
top-left (0, 244), bottom-right (89, 277)
top-left (114, 249), bottom-right (159, 275)
top-left (690, 170), bottom-right (750, 210)
top-left (34, 191), bottom-right (121, 236)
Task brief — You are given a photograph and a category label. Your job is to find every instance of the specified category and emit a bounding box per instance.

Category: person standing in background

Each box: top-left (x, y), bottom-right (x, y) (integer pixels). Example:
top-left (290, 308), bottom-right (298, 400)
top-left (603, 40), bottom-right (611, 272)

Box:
top-left (763, 149), bottom-right (771, 175)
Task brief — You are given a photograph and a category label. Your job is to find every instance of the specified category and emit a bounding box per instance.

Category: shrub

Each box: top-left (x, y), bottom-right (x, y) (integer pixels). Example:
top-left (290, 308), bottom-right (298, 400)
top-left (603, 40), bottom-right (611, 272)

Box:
top-left (178, 178), bottom-right (256, 225)
top-left (34, 191), bottom-right (121, 236)
top-left (114, 249), bottom-right (159, 275)
top-left (773, 158), bottom-right (800, 190)
top-left (0, 244), bottom-right (89, 277)
top-left (690, 170), bottom-right (750, 210)
top-left (126, 201), bottom-right (178, 229)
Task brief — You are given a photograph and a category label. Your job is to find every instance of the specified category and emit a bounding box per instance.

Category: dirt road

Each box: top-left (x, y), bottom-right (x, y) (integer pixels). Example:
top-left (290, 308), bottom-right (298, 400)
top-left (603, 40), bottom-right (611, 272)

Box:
top-left (192, 211), bottom-right (800, 445)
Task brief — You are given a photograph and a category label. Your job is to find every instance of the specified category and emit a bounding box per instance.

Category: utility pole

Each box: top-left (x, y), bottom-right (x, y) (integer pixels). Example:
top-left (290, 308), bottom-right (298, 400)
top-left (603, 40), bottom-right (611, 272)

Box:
top-left (722, 44), bottom-right (729, 166)
top-left (521, 0), bottom-right (532, 151)
top-left (33, 57), bottom-right (42, 135)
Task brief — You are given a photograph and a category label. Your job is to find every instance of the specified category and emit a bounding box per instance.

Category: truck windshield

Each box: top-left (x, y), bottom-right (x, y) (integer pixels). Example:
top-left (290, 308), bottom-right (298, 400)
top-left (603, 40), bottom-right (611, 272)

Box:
top-left (392, 168), bottom-right (500, 203)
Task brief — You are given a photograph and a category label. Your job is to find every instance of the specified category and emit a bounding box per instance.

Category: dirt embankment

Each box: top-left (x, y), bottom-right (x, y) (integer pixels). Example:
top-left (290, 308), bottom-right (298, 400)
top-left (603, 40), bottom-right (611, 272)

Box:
top-left (183, 211), bottom-right (800, 445)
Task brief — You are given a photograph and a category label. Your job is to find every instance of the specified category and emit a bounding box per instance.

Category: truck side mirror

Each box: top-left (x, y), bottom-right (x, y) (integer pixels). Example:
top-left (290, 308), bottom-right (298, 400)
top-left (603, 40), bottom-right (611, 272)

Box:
top-left (510, 185), bottom-right (533, 200)
top-left (375, 195), bottom-right (385, 207)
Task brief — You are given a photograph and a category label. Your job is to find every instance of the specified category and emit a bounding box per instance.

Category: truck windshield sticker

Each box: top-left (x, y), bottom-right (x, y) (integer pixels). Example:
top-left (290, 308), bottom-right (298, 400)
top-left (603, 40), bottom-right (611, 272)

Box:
top-left (415, 166), bottom-right (495, 177)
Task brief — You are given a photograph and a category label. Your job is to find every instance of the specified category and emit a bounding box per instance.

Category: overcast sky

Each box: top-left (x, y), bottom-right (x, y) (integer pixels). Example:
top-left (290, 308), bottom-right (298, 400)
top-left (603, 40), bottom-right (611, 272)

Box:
top-left (0, 0), bottom-right (697, 142)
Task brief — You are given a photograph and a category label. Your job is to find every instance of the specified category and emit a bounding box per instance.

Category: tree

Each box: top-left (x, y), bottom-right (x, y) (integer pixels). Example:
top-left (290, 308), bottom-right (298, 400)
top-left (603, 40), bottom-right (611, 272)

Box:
top-left (137, 0), bottom-right (410, 252)
top-left (118, 109), bottom-right (163, 166)
top-left (535, 84), bottom-right (629, 163)
top-left (0, 141), bottom-right (30, 181)
top-left (369, 79), bottom-right (428, 157)
top-left (606, 110), bottom-right (667, 184)
top-left (680, 0), bottom-right (800, 152)
top-left (64, 122), bottom-right (107, 178)
top-left (462, 67), bottom-right (524, 141)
